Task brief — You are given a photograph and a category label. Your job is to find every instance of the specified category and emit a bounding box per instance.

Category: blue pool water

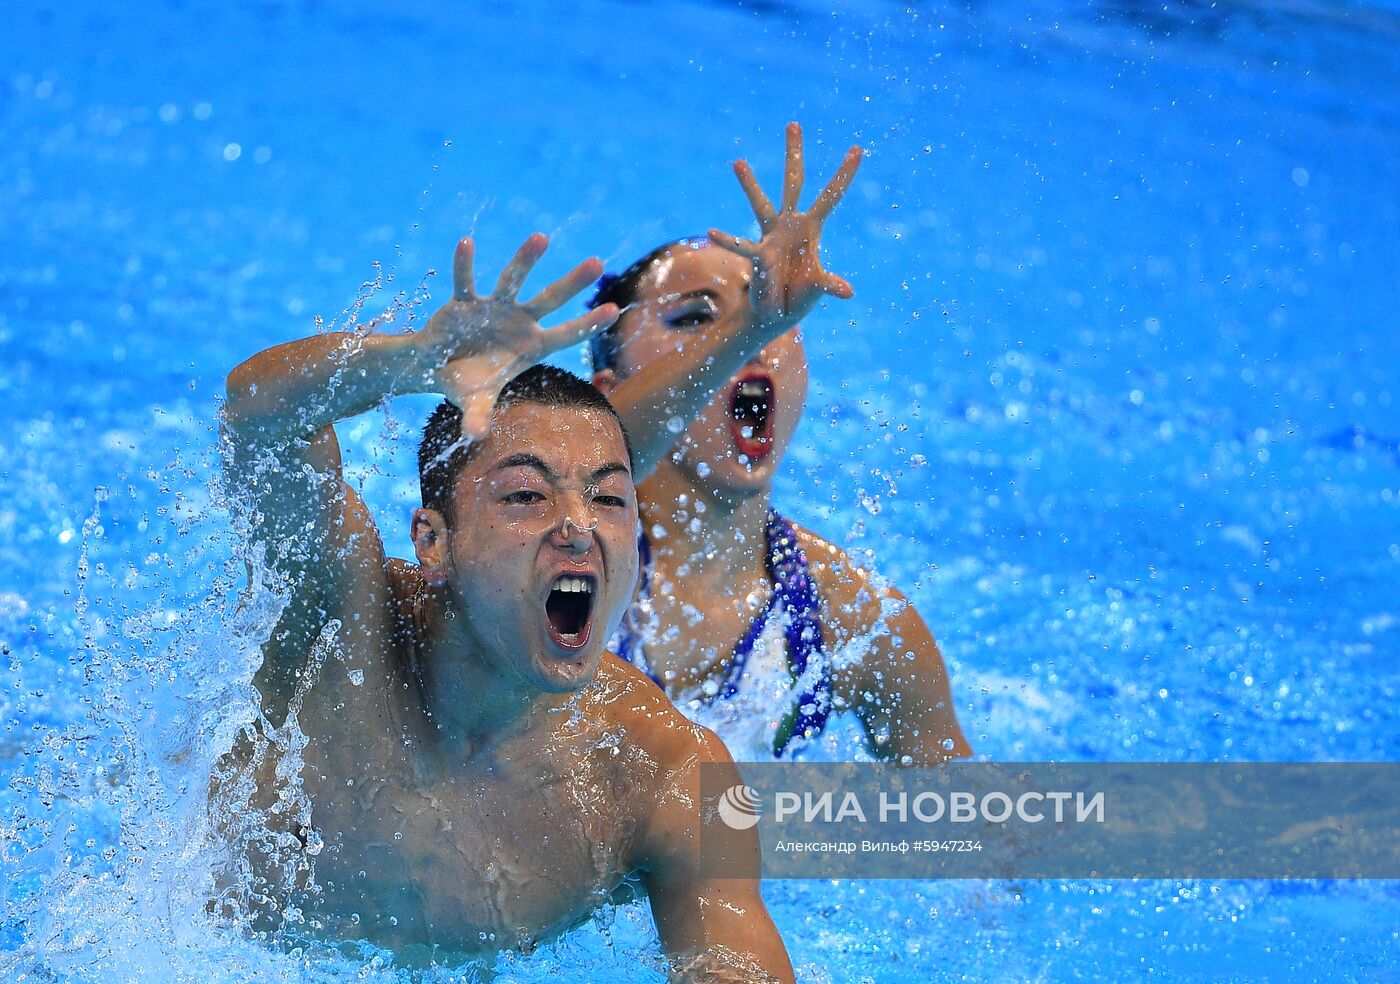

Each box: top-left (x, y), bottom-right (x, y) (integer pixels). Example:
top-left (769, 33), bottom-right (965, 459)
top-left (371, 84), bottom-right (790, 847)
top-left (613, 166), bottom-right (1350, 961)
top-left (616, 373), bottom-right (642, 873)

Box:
top-left (3, 0), bottom-right (1398, 980)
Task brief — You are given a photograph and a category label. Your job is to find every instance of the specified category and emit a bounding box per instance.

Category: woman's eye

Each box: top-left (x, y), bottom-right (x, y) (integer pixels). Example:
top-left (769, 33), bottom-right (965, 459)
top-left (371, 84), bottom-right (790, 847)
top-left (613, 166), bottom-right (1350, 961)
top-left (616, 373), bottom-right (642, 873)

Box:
top-left (666, 298), bottom-right (719, 329)
top-left (503, 490), bottom-right (545, 505)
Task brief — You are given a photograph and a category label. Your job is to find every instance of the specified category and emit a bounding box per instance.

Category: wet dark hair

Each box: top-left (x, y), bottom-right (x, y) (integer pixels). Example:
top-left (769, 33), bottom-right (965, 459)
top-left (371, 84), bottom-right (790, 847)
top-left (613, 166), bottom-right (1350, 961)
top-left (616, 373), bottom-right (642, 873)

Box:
top-left (587, 235), bottom-right (709, 374)
top-left (418, 363), bottom-right (633, 522)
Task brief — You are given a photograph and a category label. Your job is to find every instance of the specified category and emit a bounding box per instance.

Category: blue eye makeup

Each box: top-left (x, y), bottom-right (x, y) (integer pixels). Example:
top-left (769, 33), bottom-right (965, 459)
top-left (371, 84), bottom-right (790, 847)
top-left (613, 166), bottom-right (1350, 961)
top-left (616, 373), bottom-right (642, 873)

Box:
top-left (665, 295), bottom-right (720, 330)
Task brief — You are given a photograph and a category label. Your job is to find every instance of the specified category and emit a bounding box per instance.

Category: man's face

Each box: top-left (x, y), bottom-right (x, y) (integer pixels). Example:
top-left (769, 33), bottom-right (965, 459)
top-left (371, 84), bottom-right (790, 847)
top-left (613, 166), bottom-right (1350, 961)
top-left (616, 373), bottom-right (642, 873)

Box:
top-left (604, 243), bottom-right (809, 498)
top-left (444, 401), bottom-right (638, 693)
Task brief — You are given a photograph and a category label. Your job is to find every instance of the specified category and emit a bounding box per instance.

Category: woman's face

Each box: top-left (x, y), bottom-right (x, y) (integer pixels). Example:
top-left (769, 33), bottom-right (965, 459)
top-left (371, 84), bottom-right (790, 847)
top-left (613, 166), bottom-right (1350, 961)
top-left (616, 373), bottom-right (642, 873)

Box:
top-left (606, 242), bottom-right (809, 500)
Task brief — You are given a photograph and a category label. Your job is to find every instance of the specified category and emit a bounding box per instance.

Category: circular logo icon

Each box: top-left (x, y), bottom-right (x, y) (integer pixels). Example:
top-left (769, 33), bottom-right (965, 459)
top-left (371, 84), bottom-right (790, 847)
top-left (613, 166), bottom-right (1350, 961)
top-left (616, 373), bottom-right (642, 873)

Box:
top-left (717, 783), bottom-right (762, 830)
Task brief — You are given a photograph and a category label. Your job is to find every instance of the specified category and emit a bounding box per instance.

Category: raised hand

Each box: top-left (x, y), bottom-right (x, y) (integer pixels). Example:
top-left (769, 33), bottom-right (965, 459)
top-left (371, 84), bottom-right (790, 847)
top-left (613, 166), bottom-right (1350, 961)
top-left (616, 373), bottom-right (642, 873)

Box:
top-left (707, 122), bottom-right (863, 333)
top-left (420, 234), bottom-right (619, 439)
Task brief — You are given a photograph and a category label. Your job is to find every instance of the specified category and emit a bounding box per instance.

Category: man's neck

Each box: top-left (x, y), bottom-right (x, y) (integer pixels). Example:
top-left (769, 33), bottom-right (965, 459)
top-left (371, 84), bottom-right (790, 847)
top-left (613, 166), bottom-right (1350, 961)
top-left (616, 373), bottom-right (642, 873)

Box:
top-left (637, 458), bottom-right (774, 585)
top-left (414, 601), bottom-right (560, 761)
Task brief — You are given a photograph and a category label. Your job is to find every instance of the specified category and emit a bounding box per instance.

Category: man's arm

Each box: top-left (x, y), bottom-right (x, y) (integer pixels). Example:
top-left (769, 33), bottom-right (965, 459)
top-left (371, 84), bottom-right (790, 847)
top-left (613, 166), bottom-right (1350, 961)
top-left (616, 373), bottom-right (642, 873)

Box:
top-left (225, 235), bottom-right (615, 451)
top-left (223, 331), bottom-right (410, 714)
top-left (641, 730), bottom-right (795, 984)
top-left (806, 533), bottom-right (973, 766)
top-left (606, 122), bottom-right (862, 477)
top-left (222, 235), bottom-right (616, 705)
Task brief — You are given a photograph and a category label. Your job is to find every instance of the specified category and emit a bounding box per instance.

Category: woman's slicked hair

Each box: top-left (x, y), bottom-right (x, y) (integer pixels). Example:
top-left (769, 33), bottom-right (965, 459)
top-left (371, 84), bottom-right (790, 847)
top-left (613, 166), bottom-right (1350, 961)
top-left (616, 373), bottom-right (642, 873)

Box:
top-left (586, 235), bottom-right (709, 374)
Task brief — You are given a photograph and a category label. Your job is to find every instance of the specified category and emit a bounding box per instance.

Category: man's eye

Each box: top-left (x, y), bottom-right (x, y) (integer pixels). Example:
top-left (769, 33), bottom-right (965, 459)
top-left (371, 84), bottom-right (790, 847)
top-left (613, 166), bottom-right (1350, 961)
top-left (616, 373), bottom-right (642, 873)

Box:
top-left (503, 490), bottom-right (545, 505)
top-left (594, 494), bottom-right (628, 508)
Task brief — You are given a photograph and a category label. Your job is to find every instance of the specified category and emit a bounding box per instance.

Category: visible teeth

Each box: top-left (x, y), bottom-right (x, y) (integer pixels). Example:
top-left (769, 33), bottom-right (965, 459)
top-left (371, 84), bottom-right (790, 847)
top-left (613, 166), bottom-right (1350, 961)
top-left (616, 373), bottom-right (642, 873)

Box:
top-left (739, 381), bottom-right (768, 398)
top-left (553, 576), bottom-right (593, 594)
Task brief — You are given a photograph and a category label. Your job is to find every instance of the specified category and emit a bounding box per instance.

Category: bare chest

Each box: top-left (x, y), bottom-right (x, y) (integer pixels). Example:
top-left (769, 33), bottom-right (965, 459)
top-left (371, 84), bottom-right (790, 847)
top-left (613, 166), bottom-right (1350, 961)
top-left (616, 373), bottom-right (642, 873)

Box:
top-left (301, 739), bottom-right (638, 953)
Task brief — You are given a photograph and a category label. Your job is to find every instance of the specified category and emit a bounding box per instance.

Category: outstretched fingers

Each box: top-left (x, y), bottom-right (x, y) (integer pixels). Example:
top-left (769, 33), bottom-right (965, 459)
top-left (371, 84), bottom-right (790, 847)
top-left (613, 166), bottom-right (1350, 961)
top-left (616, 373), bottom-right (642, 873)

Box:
top-left (452, 237), bottom-right (477, 300)
top-left (522, 257), bottom-right (605, 317)
top-left (494, 232), bottom-right (550, 300)
top-left (734, 160), bottom-right (777, 226)
top-left (780, 121), bottom-right (804, 213)
top-left (540, 304), bottom-right (619, 356)
top-left (822, 271), bottom-right (854, 300)
top-left (810, 145), bottom-right (863, 222)
top-left (706, 227), bottom-right (761, 259)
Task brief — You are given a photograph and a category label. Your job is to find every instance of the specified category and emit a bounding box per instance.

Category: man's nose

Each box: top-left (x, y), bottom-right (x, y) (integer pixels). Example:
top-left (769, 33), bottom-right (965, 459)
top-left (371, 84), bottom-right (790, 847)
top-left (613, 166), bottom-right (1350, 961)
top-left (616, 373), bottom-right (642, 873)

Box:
top-left (552, 495), bottom-right (597, 552)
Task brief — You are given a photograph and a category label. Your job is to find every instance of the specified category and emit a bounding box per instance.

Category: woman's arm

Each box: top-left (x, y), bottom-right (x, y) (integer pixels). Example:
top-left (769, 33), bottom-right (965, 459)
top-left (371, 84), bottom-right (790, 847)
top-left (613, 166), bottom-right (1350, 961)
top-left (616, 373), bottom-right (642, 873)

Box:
top-left (804, 531), bottom-right (973, 765)
top-left (606, 123), bottom-right (862, 477)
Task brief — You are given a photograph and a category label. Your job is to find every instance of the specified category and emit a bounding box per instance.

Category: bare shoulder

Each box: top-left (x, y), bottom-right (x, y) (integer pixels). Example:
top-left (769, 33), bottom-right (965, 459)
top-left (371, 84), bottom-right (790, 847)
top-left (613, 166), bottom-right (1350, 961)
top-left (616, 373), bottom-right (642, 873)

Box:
top-left (590, 656), bottom-right (727, 768)
top-left (791, 523), bottom-right (907, 643)
top-left (591, 657), bottom-right (741, 877)
top-left (791, 525), bottom-right (969, 761)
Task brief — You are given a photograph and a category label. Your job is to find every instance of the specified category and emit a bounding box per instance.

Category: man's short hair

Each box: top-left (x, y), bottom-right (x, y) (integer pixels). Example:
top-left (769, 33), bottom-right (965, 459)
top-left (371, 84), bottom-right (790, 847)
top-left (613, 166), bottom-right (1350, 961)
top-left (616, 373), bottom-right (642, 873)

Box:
top-left (418, 364), bottom-right (634, 522)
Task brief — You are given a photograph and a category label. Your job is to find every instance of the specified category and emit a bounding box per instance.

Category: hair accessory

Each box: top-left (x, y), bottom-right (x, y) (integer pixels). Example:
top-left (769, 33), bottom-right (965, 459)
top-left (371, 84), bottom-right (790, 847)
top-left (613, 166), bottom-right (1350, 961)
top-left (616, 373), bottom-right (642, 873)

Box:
top-left (589, 272), bottom-right (621, 309)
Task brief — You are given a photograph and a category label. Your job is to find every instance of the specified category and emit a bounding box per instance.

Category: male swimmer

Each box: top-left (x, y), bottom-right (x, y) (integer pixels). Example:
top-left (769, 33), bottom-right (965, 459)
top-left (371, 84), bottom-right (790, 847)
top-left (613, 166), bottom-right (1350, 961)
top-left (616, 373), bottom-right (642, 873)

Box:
top-left (219, 234), bottom-right (793, 980)
top-left (592, 123), bottom-right (972, 763)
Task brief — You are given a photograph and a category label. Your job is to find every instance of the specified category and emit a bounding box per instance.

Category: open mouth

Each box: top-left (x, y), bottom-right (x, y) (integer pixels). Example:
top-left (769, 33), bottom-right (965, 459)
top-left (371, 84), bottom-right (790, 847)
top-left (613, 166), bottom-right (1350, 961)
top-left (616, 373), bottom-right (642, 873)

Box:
top-left (729, 374), bottom-right (775, 462)
top-left (545, 574), bottom-right (595, 651)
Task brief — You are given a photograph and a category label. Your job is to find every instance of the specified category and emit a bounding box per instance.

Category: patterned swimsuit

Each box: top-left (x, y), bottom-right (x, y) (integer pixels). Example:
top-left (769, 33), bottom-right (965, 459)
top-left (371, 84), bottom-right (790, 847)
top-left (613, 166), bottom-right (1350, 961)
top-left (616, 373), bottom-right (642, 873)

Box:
top-left (613, 511), bottom-right (833, 758)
